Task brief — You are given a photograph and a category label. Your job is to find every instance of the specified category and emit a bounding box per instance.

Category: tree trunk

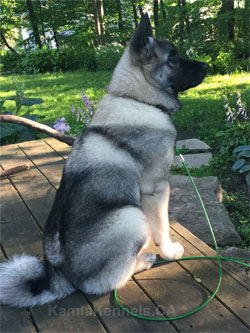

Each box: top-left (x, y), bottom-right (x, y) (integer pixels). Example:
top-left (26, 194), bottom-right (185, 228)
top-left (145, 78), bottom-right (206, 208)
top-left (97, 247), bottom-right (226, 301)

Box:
top-left (117, 0), bottom-right (123, 29)
top-left (37, 0), bottom-right (45, 38)
top-left (218, 0), bottom-right (235, 40)
top-left (0, 30), bottom-right (18, 54)
top-left (160, 0), bottom-right (166, 19)
top-left (132, 0), bottom-right (138, 27)
top-left (92, 0), bottom-right (101, 39)
top-left (97, 0), bottom-right (105, 36)
top-left (26, 0), bottom-right (42, 48)
top-left (53, 30), bottom-right (59, 49)
top-left (177, 0), bottom-right (185, 41)
top-left (153, 0), bottom-right (159, 36)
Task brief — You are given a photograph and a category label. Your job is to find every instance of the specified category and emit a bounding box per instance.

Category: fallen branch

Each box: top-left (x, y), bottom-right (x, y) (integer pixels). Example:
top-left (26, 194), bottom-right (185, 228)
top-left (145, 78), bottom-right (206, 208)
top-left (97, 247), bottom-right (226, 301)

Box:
top-left (0, 114), bottom-right (76, 146)
top-left (0, 164), bottom-right (30, 178)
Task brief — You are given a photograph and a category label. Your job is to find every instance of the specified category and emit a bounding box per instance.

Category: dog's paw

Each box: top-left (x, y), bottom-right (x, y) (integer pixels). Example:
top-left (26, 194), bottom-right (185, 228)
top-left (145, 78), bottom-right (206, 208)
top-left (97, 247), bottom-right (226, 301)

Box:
top-left (135, 252), bottom-right (156, 273)
top-left (159, 242), bottom-right (184, 260)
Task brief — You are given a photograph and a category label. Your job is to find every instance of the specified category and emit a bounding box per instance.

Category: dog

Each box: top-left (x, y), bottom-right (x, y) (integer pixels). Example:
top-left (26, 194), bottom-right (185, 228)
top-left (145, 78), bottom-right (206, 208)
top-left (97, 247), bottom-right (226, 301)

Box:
top-left (0, 13), bottom-right (208, 307)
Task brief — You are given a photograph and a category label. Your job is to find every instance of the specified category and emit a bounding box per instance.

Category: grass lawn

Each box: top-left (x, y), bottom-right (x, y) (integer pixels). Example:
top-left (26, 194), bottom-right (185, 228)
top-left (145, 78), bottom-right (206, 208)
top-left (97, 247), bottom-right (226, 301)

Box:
top-left (0, 70), bottom-right (249, 130)
top-left (1, 70), bottom-right (249, 246)
top-left (0, 70), bottom-right (112, 129)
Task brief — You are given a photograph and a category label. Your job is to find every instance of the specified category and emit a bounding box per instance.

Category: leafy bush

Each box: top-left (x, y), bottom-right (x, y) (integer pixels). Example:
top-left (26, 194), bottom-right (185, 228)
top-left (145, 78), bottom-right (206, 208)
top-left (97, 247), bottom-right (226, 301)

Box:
top-left (54, 48), bottom-right (97, 72)
top-left (213, 51), bottom-right (249, 74)
top-left (95, 45), bottom-right (124, 71)
top-left (0, 114), bottom-right (41, 145)
top-left (0, 88), bottom-right (45, 144)
top-left (232, 145), bottom-right (250, 186)
top-left (0, 51), bottom-right (22, 73)
top-left (0, 47), bottom-right (97, 74)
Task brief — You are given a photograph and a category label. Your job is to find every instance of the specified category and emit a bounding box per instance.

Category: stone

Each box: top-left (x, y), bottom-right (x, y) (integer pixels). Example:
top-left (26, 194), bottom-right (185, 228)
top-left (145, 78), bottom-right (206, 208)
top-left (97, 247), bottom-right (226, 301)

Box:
top-left (220, 247), bottom-right (250, 275)
top-left (173, 153), bottom-right (213, 168)
top-left (169, 175), bottom-right (242, 246)
top-left (176, 138), bottom-right (211, 152)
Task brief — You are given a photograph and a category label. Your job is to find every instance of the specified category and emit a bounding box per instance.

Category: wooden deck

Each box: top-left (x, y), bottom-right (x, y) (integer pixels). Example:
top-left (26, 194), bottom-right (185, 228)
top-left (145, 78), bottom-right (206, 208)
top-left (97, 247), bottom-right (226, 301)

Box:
top-left (0, 138), bottom-right (249, 333)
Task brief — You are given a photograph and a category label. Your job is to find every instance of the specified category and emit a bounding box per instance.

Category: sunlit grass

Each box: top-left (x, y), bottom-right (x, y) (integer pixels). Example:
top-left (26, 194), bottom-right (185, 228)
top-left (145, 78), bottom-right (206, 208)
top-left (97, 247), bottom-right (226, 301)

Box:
top-left (174, 72), bottom-right (250, 135)
top-left (0, 71), bottom-right (249, 133)
top-left (0, 70), bottom-right (112, 126)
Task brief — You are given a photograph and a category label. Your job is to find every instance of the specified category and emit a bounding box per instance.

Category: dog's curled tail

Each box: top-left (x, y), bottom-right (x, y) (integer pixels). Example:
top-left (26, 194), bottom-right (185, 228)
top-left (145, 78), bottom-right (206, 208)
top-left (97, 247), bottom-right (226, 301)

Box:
top-left (0, 254), bottom-right (75, 307)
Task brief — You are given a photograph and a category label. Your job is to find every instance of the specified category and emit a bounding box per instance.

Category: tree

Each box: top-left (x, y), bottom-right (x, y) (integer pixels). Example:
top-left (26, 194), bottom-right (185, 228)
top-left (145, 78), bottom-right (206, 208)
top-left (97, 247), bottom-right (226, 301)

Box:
top-left (0, 0), bottom-right (25, 53)
top-left (0, 29), bottom-right (18, 54)
top-left (218, 0), bottom-right (235, 40)
top-left (153, 0), bottom-right (159, 36)
top-left (26, 0), bottom-right (42, 48)
top-left (160, 0), bottom-right (166, 20)
top-left (92, 0), bottom-right (105, 42)
top-left (117, 0), bottom-right (123, 29)
top-left (132, 0), bottom-right (138, 27)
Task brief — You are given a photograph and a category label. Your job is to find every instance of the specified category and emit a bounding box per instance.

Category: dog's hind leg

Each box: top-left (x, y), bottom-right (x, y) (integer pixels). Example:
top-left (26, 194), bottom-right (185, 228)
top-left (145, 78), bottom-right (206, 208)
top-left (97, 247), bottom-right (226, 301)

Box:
top-left (79, 206), bottom-right (155, 295)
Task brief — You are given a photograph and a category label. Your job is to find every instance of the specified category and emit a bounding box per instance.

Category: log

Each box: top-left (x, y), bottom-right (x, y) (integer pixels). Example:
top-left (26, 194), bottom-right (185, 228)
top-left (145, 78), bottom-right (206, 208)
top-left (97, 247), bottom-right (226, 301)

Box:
top-left (0, 165), bottom-right (30, 178)
top-left (0, 114), bottom-right (76, 146)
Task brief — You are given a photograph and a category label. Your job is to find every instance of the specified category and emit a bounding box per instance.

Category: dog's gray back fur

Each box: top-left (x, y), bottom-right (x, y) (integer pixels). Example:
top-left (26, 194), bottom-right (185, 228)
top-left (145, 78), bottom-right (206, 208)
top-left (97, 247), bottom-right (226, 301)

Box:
top-left (0, 13), bottom-right (208, 307)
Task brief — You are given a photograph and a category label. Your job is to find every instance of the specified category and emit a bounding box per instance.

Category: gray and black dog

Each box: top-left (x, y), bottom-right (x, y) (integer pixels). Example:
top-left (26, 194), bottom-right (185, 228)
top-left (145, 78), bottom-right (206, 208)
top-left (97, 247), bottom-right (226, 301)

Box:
top-left (0, 13), bottom-right (208, 307)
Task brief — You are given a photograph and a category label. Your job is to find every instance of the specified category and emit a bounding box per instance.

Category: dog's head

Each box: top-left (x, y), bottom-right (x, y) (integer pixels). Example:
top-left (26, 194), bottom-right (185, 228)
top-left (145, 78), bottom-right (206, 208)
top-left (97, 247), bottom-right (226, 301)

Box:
top-left (130, 13), bottom-right (209, 99)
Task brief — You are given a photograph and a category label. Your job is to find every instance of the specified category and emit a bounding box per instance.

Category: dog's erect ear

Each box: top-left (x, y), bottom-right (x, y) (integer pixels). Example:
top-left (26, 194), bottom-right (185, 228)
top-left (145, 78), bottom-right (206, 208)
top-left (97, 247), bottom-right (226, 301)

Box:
top-left (130, 12), bottom-right (155, 63)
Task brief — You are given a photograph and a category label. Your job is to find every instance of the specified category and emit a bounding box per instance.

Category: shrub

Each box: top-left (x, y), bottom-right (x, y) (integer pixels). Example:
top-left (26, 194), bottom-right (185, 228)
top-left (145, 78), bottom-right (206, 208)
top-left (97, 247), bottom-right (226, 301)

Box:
top-left (21, 47), bottom-right (57, 74)
top-left (0, 51), bottom-right (22, 74)
top-left (0, 47), bottom-right (97, 74)
top-left (95, 44), bottom-right (124, 71)
top-left (213, 51), bottom-right (249, 74)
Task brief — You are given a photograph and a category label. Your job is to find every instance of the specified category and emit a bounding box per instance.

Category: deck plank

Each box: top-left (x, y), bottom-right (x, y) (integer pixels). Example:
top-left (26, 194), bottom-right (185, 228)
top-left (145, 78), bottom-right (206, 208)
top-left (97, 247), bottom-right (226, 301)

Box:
top-left (171, 221), bottom-right (250, 290)
top-left (0, 177), bottom-right (43, 257)
top-left (134, 261), bottom-right (249, 332)
top-left (18, 139), bottom-right (66, 189)
top-left (1, 139), bottom-right (249, 333)
top-left (85, 281), bottom-right (178, 332)
top-left (1, 143), bottom-right (56, 229)
top-left (169, 225), bottom-right (250, 326)
top-left (31, 292), bottom-right (107, 333)
top-left (45, 137), bottom-right (71, 160)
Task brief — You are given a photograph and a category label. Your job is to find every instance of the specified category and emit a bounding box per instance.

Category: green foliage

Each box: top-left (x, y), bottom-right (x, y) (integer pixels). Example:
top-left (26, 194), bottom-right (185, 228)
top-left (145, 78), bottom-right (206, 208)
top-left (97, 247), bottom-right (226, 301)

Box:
top-left (176, 145), bottom-right (191, 154)
top-left (223, 191), bottom-right (250, 248)
top-left (213, 51), bottom-right (249, 74)
top-left (0, 47), bottom-right (97, 74)
top-left (0, 87), bottom-right (44, 115)
top-left (0, 51), bottom-right (22, 73)
top-left (95, 45), bottom-right (124, 71)
top-left (232, 145), bottom-right (250, 186)
top-left (157, 0), bottom-right (249, 75)
top-left (1, 0), bottom-right (249, 74)
top-left (0, 87), bottom-right (44, 144)
top-left (0, 114), bottom-right (40, 144)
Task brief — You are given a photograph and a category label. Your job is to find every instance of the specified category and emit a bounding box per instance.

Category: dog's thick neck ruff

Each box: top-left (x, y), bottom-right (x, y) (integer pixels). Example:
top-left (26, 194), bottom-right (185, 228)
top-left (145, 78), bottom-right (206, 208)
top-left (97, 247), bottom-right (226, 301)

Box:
top-left (108, 48), bottom-right (182, 115)
top-left (117, 94), bottom-right (175, 117)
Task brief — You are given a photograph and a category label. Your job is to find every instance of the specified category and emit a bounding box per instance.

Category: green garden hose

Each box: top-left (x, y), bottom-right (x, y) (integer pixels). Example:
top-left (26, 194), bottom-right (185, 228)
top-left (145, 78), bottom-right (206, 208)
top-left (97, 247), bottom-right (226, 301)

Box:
top-left (114, 146), bottom-right (250, 321)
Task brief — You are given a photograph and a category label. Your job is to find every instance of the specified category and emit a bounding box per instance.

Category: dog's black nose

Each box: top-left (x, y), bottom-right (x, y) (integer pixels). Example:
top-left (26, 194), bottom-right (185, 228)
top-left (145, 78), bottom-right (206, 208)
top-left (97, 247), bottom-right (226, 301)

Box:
top-left (201, 63), bottom-right (209, 71)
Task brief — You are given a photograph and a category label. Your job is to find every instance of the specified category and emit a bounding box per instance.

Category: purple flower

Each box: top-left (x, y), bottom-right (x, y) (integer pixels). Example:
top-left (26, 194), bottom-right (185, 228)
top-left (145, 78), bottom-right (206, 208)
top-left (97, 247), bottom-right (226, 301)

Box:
top-left (54, 117), bottom-right (70, 134)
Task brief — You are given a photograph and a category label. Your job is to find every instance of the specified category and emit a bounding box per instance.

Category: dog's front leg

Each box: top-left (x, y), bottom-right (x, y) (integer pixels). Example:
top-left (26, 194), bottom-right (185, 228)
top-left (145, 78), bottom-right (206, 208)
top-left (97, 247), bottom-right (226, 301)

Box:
top-left (141, 182), bottom-right (184, 260)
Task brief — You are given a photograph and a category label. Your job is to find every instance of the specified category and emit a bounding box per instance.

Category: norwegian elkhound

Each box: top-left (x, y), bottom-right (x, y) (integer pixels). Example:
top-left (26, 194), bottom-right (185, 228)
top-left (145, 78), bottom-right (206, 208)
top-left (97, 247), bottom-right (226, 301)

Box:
top-left (0, 13), bottom-right (208, 307)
